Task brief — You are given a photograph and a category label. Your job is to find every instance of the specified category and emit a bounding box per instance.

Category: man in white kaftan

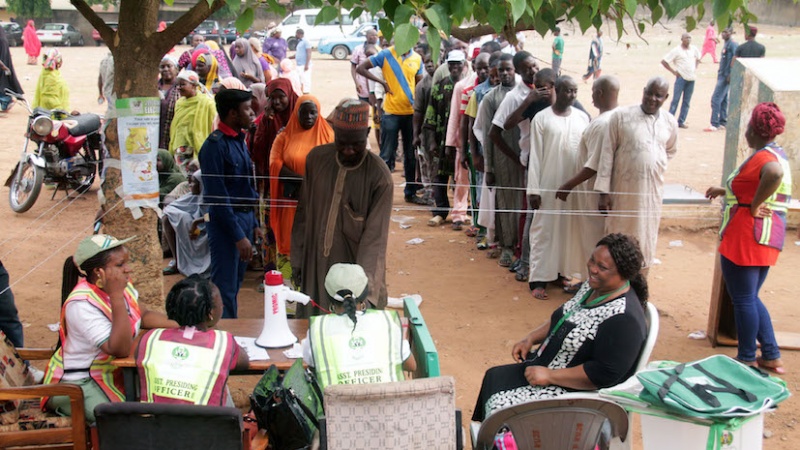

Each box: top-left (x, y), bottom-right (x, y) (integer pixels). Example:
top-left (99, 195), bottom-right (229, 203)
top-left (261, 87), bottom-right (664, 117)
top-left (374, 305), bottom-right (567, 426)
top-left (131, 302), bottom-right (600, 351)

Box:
top-left (555, 76), bottom-right (620, 276)
top-left (527, 77), bottom-right (590, 294)
top-left (594, 77), bottom-right (678, 268)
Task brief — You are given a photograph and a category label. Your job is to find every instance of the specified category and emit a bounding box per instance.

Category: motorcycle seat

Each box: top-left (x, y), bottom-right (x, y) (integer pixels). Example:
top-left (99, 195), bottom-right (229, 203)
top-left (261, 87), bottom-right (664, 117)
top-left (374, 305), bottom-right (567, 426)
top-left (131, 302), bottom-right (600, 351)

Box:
top-left (64, 114), bottom-right (102, 137)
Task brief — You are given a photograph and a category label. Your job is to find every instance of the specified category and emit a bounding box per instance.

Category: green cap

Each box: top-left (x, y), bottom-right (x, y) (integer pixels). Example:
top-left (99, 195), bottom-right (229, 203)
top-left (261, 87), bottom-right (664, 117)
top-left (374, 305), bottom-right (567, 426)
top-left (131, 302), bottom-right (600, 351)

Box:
top-left (74, 234), bottom-right (136, 269)
top-left (324, 263), bottom-right (368, 302)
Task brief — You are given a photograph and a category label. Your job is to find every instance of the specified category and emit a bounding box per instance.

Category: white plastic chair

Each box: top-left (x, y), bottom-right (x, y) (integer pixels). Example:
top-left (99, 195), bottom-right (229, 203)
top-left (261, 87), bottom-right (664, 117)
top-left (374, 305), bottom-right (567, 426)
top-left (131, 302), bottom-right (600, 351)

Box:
top-left (470, 302), bottom-right (660, 449)
top-left (471, 396), bottom-right (630, 450)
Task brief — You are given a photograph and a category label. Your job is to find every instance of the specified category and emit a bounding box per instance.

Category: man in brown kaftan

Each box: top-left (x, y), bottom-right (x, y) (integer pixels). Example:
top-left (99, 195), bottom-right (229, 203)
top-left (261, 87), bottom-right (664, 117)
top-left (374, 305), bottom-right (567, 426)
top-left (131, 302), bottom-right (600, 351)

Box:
top-left (291, 99), bottom-right (393, 317)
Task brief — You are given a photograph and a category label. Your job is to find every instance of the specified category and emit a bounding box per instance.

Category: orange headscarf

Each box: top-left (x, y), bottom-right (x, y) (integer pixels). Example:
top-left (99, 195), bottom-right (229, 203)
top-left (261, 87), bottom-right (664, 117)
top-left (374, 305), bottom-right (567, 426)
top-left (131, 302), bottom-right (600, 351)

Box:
top-left (269, 95), bottom-right (334, 256)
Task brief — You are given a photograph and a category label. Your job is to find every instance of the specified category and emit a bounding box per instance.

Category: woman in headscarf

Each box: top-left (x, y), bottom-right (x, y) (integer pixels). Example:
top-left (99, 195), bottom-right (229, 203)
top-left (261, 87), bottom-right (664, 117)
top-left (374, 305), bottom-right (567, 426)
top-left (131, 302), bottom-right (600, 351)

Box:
top-left (23, 20), bottom-right (41, 65)
top-left (232, 38), bottom-right (264, 88)
top-left (33, 49), bottom-right (70, 111)
top-left (157, 149), bottom-right (186, 201)
top-left (0, 24), bottom-right (23, 112)
top-left (278, 59), bottom-right (303, 97)
top-left (250, 83), bottom-right (266, 118)
top-left (249, 79), bottom-right (298, 275)
top-left (213, 76), bottom-right (246, 94)
top-left (269, 95), bottom-right (334, 276)
top-left (205, 40), bottom-right (236, 80)
top-left (706, 102), bottom-right (791, 374)
top-left (162, 171), bottom-right (210, 277)
top-left (169, 70), bottom-right (216, 173)
top-left (158, 55), bottom-right (181, 150)
top-left (251, 78), bottom-right (298, 178)
top-left (193, 52), bottom-right (219, 93)
top-left (263, 27), bottom-right (288, 65)
top-left (249, 37), bottom-right (276, 83)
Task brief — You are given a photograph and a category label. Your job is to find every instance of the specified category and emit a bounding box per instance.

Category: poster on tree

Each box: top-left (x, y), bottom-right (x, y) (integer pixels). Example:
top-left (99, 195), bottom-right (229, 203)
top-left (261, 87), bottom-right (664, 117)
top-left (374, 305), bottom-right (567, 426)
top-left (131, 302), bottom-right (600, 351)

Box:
top-left (116, 97), bottom-right (160, 210)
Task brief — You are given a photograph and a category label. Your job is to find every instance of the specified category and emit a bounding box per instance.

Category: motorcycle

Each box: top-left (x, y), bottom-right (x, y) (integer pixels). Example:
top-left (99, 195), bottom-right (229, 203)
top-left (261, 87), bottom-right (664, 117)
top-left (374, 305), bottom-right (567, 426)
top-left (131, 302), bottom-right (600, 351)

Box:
top-left (4, 89), bottom-right (103, 213)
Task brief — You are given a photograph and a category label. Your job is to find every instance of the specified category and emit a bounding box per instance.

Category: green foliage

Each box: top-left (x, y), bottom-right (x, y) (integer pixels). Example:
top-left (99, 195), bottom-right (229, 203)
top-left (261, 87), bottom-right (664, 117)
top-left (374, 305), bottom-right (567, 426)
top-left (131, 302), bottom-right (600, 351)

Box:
top-left (214, 0), bottom-right (759, 52)
top-left (6, 0), bottom-right (52, 18)
top-left (212, 0), bottom-right (240, 19)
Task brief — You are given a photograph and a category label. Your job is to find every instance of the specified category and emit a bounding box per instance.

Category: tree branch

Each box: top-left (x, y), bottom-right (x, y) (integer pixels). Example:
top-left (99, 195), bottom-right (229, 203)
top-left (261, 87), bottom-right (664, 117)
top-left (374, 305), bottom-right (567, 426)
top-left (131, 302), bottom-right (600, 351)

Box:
top-left (448, 21), bottom-right (544, 43)
top-left (71, 0), bottom-right (114, 44)
top-left (156, 0), bottom-right (227, 56)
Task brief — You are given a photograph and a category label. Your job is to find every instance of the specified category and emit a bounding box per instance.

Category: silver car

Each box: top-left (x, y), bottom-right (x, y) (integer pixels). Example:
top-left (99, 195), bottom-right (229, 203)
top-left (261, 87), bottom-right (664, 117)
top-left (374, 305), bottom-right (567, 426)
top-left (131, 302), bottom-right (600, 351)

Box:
top-left (36, 23), bottom-right (84, 46)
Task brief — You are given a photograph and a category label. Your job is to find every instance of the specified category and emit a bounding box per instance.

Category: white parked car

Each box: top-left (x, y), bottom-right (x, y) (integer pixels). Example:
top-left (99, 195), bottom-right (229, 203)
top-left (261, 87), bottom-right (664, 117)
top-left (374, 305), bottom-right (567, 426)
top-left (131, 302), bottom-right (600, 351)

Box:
top-left (37, 23), bottom-right (84, 46)
top-left (278, 9), bottom-right (361, 50)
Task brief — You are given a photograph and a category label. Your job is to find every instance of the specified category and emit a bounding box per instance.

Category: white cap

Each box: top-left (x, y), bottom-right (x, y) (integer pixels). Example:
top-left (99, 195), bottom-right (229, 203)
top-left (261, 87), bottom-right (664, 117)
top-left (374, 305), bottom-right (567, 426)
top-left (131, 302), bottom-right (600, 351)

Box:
top-left (324, 263), bottom-right (369, 302)
top-left (447, 50), bottom-right (466, 63)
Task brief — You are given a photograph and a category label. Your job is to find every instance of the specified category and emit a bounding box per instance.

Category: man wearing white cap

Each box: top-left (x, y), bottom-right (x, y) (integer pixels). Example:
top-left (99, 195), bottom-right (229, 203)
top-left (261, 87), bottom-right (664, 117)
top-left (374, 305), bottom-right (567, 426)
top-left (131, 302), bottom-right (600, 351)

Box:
top-left (424, 50), bottom-right (466, 226)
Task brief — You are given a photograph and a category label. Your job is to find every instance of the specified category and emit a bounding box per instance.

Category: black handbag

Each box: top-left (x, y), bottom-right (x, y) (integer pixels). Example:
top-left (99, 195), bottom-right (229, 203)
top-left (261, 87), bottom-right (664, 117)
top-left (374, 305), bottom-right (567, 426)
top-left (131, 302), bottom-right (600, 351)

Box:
top-left (250, 359), bottom-right (324, 450)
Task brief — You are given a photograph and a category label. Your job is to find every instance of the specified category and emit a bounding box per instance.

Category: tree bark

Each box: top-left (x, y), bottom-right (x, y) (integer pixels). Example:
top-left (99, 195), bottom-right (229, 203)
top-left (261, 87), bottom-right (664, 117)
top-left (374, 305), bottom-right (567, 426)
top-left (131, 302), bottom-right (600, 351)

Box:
top-left (72, 0), bottom-right (225, 309)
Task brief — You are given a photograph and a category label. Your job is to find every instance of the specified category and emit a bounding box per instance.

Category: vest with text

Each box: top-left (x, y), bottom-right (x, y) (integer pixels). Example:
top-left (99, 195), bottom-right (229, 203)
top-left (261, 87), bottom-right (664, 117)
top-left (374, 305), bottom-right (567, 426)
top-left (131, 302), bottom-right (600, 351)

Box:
top-left (136, 327), bottom-right (237, 406)
top-left (310, 309), bottom-right (404, 390)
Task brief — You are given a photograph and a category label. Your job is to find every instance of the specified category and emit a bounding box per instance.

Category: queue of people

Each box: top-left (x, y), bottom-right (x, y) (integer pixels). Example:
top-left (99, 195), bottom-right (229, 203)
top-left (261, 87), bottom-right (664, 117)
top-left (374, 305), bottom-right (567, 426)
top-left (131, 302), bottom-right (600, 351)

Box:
top-left (0, 21), bottom-right (788, 439)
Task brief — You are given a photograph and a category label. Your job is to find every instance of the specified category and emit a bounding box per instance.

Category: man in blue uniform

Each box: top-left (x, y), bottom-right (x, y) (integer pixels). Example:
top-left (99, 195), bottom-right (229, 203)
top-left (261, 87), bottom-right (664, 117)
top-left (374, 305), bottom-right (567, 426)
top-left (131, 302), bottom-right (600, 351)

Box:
top-left (199, 88), bottom-right (260, 318)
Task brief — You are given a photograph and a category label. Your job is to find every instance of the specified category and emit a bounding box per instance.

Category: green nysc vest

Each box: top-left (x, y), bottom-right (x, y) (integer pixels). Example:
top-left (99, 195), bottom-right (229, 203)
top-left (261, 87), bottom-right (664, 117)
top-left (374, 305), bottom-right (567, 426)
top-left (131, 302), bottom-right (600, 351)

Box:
top-left (309, 309), bottom-right (405, 390)
top-left (720, 143), bottom-right (792, 250)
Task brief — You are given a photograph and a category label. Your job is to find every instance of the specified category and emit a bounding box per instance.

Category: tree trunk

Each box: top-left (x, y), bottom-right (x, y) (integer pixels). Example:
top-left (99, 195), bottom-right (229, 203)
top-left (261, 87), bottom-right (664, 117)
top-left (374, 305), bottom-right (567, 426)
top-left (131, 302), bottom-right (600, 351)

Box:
top-left (71, 0), bottom-right (225, 309)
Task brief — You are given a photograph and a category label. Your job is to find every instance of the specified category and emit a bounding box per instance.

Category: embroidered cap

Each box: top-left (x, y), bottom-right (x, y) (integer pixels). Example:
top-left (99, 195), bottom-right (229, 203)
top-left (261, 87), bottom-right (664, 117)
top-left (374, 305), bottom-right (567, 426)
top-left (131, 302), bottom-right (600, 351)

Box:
top-left (74, 234), bottom-right (136, 269)
top-left (325, 263), bottom-right (369, 302)
top-left (328, 98), bottom-right (370, 130)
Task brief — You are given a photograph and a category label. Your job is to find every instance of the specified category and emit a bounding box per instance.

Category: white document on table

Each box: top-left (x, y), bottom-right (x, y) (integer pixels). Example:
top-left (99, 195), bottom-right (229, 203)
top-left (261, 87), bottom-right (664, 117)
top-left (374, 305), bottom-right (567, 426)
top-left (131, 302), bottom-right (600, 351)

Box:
top-left (234, 337), bottom-right (270, 361)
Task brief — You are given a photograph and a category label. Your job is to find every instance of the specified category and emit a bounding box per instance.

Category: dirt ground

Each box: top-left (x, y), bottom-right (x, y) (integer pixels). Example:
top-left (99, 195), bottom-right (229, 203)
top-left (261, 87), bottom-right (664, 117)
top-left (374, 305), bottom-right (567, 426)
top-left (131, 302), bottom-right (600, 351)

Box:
top-left (1, 20), bottom-right (799, 448)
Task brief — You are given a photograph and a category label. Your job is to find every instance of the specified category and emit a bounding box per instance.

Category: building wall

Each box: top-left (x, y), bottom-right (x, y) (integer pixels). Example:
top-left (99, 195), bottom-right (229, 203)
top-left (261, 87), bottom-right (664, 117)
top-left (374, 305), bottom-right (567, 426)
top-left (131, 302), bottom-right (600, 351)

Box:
top-left (747, 0), bottom-right (800, 27)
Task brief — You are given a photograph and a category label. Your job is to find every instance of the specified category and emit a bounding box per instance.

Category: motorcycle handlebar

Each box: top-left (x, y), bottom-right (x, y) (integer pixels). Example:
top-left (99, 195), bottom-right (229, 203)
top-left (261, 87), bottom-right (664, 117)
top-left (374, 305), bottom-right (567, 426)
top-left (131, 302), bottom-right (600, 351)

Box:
top-left (4, 89), bottom-right (25, 101)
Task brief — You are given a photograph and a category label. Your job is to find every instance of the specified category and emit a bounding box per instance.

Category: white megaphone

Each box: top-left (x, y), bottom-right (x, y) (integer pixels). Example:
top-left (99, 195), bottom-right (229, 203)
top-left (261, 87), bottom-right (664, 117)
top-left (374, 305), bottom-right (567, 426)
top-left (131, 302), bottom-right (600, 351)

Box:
top-left (255, 270), bottom-right (311, 348)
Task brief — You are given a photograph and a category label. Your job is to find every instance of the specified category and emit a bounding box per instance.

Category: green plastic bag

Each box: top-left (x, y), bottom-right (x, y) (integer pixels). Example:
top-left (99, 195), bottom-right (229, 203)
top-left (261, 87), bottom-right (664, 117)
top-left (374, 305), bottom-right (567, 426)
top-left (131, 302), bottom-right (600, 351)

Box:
top-left (636, 355), bottom-right (789, 420)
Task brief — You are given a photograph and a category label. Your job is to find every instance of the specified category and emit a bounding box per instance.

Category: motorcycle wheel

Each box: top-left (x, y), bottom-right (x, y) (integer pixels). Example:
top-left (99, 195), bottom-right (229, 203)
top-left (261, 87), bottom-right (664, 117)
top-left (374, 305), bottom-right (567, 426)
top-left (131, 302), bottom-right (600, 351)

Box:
top-left (9, 159), bottom-right (44, 213)
top-left (70, 146), bottom-right (98, 194)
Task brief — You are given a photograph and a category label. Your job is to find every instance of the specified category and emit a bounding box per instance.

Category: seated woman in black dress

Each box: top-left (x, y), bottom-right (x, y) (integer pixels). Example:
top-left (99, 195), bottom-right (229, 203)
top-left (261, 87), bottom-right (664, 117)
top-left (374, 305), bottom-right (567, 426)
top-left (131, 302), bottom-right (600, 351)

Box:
top-left (473, 233), bottom-right (648, 422)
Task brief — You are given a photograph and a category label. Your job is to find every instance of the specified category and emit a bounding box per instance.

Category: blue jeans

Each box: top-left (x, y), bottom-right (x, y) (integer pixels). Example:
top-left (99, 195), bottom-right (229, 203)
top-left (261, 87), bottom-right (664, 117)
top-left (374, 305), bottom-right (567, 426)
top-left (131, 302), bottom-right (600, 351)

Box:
top-left (0, 262), bottom-right (24, 348)
top-left (720, 255), bottom-right (780, 362)
top-left (710, 75), bottom-right (730, 128)
top-left (668, 76), bottom-right (695, 126)
top-left (380, 113), bottom-right (418, 197)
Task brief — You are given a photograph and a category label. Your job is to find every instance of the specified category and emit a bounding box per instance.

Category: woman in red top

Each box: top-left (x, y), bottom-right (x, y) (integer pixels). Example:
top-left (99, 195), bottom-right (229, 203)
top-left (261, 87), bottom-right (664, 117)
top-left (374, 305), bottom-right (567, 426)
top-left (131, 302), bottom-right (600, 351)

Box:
top-left (706, 102), bottom-right (790, 374)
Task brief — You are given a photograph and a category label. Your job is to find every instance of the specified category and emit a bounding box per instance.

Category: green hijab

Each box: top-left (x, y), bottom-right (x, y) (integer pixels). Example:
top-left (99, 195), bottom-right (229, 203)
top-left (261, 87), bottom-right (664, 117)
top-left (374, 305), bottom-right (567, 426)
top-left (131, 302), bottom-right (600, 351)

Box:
top-left (157, 149), bottom-right (186, 197)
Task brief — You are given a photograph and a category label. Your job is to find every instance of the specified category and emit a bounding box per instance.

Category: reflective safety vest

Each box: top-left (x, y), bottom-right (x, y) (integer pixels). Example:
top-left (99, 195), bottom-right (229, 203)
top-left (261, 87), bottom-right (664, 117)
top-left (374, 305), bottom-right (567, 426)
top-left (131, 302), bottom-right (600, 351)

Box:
top-left (42, 280), bottom-right (141, 407)
top-left (310, 309), bottom-right (404, 390)
top-left (136, 328), bottom-right (237, 406)
top-left (720, 143), bottom-right (793, 250)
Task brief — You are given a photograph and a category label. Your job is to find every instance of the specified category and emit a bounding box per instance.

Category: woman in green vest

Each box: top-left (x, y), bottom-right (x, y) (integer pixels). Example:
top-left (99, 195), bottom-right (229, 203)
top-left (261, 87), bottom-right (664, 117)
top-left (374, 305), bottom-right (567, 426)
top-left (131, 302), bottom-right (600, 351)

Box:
top-left (136, 275), bottom-right (249, 405)
top-left (44, 235), bottom-right (176, 423)
top-left (302, 263), bottom-right (416, 390)
top-left (706, 102), bottom-right (791, 374)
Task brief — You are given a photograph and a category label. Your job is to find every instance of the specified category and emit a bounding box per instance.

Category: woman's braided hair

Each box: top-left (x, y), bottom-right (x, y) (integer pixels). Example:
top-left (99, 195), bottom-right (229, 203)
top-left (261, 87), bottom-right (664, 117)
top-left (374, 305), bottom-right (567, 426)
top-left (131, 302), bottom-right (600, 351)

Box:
top-left (165, 275), bottom-right (215, 327)
top-left (749, 102), bottom-right (785, 142)
top-left (597, 233), bottom-right (648, 307)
